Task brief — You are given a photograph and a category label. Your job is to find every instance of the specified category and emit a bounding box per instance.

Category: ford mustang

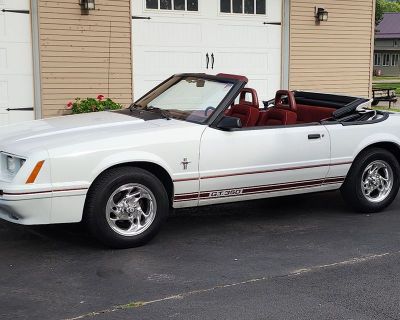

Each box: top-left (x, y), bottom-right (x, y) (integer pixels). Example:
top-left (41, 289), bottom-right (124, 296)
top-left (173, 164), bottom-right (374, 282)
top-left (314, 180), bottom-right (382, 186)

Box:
top-left (0, 73), bottom-right (399, 248)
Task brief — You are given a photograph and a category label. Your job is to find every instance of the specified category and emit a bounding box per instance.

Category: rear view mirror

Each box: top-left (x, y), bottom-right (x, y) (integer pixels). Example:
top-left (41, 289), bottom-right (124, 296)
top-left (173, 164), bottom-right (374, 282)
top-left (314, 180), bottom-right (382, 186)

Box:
top-left (217, 116), bottom-right (242, 131)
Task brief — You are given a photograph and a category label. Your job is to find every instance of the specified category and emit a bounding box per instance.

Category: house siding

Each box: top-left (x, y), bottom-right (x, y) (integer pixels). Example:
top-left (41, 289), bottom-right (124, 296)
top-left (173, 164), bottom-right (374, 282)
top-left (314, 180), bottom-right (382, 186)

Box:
top-left (289, 0), bottom-right (375, 98)
top-left (38, 0), bottom-right (132, 118)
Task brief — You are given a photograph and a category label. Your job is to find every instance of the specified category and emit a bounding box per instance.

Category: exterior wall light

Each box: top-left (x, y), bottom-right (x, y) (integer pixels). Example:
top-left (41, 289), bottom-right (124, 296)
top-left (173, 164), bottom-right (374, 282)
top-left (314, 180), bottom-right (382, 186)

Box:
top-left (80, 0), bottom-right (95, 13)
top-left (315, 7), bottom-right (328, 22)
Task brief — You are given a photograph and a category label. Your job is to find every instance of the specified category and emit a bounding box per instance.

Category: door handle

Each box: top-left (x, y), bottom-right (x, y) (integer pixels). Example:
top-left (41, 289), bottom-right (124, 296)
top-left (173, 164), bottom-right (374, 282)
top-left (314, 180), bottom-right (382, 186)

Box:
top-left (308, 134), bottom-right (321, 140)
top-left (211, 53), bottom-right (215, 69)
top-left (206, 53), bottom-right (209, 69)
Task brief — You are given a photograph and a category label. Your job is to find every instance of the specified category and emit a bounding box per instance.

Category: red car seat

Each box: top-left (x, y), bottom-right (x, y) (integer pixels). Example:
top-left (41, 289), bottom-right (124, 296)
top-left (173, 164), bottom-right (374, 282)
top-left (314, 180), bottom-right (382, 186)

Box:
top-left (225, 88), bottom-right (260, 127)
top-left (258, 90), bottom-right (297, 126)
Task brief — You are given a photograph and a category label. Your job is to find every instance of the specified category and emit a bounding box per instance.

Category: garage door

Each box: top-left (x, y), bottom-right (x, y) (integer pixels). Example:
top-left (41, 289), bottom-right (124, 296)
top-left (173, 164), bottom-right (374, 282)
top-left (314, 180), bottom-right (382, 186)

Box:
top-left (132, 0), bottom-right (282, 103)
top-left (0, 0), bottom-right (34, 126)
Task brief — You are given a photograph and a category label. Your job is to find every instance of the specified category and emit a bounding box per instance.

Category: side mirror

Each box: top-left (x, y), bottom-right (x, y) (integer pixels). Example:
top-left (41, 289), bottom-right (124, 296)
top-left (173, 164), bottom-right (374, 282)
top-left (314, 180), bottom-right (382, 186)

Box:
top-left (217, 116), bottom-right (242, 131)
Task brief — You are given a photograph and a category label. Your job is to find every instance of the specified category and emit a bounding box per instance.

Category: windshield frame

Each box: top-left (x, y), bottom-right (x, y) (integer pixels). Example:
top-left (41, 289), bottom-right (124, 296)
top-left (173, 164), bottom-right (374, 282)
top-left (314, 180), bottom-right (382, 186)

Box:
top-left (131, 73), bottom-right (246, 126)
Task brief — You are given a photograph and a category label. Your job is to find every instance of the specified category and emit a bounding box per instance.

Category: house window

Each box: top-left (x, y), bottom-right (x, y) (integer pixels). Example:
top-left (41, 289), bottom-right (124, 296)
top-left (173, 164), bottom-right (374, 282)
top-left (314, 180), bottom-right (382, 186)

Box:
top-left (392, 54), bottom-right (399, 66)
top-left (146, 0), bottom-right (198, 11)
top-left (374, 53), bottom-right (381, 66)
top-left (220, 0), bottom-right (266, 14)
top-left (383, 53), bottom-right (390, 66)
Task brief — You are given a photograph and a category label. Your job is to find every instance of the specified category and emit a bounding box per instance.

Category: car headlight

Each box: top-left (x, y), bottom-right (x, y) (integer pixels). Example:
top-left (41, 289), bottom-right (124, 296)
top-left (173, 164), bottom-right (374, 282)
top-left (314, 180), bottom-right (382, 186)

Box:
top-left (1, 153), bottom-right (26, 175)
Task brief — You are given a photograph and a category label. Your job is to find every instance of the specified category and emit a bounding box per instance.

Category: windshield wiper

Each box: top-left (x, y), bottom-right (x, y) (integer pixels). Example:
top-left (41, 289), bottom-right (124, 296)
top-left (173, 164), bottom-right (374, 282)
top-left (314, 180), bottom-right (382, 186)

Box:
top-left (143, 106), bottom-right (171, 120)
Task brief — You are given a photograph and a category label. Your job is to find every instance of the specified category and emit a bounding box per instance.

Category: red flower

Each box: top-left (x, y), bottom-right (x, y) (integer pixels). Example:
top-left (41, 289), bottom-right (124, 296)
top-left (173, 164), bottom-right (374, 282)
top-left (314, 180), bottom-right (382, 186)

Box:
top-left (97, 95), bottom-right (105, 101)
top-left (66, 101), bottom-right (73, 110)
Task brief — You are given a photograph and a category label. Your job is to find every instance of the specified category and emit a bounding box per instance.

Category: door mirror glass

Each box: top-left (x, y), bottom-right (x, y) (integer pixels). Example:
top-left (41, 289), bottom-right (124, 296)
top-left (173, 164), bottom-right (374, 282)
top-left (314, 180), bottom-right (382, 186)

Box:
top-left (217, 116), bottom-right (242, 130)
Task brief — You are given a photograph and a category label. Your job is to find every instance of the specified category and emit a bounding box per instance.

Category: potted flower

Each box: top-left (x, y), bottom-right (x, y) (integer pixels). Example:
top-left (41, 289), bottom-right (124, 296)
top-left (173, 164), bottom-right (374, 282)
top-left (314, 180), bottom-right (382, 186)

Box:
top-left (66, 95), bottom-right (123, 114)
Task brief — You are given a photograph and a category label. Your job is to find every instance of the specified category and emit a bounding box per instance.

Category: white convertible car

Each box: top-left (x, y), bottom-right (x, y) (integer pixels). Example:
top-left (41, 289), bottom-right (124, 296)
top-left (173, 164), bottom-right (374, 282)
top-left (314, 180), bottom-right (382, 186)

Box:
top-left (0, 73), bottom-right (399, 248)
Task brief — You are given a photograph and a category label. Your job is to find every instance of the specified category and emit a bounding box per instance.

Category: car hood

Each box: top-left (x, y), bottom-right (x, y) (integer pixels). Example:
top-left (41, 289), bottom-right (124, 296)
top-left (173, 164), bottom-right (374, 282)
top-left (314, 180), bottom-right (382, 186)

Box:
top-left (0, 111), bottom-right (190, 156)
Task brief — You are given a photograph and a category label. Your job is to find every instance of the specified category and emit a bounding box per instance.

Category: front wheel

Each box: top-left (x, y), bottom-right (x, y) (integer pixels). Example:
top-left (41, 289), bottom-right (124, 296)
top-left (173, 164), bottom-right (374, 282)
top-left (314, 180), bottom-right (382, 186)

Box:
top-left (84, 167), bottom-right (169, 248)
top-left (341, 148), bottom-right (400, 213)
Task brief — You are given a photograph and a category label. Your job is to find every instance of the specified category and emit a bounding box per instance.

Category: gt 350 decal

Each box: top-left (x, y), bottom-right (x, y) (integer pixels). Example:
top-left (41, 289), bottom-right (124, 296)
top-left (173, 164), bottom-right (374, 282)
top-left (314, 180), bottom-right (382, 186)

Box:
top-left (173, 176), bottom-right (346, 202)
top-left (209, 189), bottom-right (243, 198)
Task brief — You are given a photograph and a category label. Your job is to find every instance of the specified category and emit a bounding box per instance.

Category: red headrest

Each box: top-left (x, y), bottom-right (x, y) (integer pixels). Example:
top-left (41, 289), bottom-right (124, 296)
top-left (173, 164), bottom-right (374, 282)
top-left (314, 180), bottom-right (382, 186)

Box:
top-left (275, 90), bottom-right (297, 112)
top-left (217, 73), bottom-right (248, 82)
top-left (239, 88), bottom-right (259, 108)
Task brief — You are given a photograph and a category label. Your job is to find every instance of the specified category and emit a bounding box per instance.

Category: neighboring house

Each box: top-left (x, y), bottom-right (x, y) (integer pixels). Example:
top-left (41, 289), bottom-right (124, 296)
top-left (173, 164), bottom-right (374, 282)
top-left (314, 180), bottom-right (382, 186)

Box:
top-left (374, 12), bottom-right (400, 76)
top-left (0, 0), bottom-right (375, 126)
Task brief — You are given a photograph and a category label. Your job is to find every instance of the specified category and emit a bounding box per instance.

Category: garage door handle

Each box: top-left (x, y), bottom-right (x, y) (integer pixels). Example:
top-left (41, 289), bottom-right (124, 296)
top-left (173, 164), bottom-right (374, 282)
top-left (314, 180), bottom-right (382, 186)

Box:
top-left (211, 53), bottom-right (214, 69)
top-left (206, 53), bottom-right (209, 69)
top-left (308, 134), bottom-right (321, 140)
top-left (1, 9), bottom-right (30, 14)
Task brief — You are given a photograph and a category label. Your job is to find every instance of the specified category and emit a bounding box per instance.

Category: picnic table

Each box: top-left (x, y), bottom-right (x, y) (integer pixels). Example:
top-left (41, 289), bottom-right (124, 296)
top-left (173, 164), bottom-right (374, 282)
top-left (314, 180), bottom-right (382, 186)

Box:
top-left (372, 87), bottom-right (397, 108)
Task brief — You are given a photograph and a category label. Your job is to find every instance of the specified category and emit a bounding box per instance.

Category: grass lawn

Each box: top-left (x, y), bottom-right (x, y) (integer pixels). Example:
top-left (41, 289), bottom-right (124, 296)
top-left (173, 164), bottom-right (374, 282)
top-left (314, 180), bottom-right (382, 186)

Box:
top-left (372, 82), bottom-right (400, 95)
top-left (373, 76), bottom-right (400, 81)
top-left (372, 106), bottom-right (400, 112)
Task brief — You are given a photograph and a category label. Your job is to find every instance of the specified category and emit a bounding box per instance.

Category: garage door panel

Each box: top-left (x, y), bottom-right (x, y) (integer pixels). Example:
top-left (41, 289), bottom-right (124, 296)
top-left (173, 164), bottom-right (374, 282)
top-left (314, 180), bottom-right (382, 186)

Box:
top-left (0, 43), bottom-right (33, 75)
top-left (0, 113), bottom-right (8, 126)
top-left (216, 24), bottom-right (270, 49)
top-left (0, 0), bottom-right (31, 42)
top-left (134, 50), bottom-right (203, 75)
top-left (0, 75), bottom-right (33, 108)
top-left (215, 51), bottom-right (269, 75)
top-left (133, 21), bottom-right (203, 47)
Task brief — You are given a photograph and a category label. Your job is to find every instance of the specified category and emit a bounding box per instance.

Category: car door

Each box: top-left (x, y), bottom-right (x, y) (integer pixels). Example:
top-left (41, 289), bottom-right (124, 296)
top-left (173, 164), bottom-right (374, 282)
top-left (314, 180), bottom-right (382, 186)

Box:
top-left (198, 124), bottom-right (331, 205)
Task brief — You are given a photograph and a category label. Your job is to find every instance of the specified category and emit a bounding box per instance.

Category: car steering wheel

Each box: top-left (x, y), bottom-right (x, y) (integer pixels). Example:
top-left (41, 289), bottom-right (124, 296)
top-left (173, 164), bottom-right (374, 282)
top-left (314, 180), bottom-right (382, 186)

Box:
top-left (205, 106), bottom-right (216, 116)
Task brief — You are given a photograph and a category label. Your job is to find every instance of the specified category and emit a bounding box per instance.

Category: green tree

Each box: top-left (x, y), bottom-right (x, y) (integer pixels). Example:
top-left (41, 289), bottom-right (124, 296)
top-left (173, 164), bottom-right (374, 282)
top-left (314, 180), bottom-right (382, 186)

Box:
top-left (376, 0), bottom-right (384, 25)
top-left (376, 0), bottom-right (400, 25)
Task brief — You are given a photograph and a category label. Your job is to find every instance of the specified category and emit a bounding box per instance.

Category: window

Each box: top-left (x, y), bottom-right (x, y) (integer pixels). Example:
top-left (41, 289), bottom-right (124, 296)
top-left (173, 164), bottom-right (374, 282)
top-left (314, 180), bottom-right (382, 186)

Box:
top-left (391, 54), bottom-right (399, 66)
top-left (220, 0), bottom-right (266, 14)
top-left (383, 53), bottom-right (390, 66)
top-left (146, 0), bottom-right (198, 11)
top-left (374, 53), bottom-right (381, 66)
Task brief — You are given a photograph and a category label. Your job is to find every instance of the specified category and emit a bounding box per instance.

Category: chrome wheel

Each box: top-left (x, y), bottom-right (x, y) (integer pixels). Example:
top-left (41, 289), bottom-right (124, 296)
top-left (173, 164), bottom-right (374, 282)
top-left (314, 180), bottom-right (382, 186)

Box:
top-left (106, 183), bottom-right (157, 237)
top-left (361, 160), bottom-right (394, 203)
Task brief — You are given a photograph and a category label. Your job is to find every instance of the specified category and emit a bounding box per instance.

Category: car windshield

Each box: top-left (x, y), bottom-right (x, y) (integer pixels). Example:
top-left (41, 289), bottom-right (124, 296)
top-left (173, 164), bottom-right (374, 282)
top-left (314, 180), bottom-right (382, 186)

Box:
top-left (132, 76), bottom-right (235, 124)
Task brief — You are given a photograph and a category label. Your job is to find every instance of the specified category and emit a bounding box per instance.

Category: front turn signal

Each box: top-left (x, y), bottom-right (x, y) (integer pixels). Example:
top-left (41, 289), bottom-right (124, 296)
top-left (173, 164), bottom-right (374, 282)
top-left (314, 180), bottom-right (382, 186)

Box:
top-left (26, 160), bottom-right (45, 184)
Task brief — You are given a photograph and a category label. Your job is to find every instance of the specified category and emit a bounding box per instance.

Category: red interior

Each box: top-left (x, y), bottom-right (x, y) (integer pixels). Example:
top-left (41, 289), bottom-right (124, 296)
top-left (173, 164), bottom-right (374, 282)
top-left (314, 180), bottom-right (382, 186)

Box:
top-left (296, 104), bottom-right (336, 124)
top-left (225, 88), bottom-right (335, 127)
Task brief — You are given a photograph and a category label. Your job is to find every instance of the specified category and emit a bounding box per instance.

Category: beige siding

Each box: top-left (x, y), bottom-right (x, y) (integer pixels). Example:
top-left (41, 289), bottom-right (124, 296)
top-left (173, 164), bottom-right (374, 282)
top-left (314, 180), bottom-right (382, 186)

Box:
top-left (289, 0), bottom-right (375, 98)
top-left (38, 0), bottom-right (132, 117)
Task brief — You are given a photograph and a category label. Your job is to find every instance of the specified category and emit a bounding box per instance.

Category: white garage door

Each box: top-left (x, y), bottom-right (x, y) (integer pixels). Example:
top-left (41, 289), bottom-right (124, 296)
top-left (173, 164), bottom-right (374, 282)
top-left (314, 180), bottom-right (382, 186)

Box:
top-left (132, 0), bottom-right (282, 103)
top-left (0, 0), bottom-right (34, 126)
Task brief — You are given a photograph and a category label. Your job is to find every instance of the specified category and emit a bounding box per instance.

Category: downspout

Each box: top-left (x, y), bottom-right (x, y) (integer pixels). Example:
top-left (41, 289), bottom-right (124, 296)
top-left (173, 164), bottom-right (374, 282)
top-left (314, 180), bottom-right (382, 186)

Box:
top-left (281, 0), bottom-right (290, 90)
top-left (31, 0), bottom-right (42, 119)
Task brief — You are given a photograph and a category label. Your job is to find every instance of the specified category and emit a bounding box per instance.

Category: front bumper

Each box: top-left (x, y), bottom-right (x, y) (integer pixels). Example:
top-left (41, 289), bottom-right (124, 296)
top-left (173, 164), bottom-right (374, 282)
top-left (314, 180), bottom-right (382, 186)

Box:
top-left (0, 187), bottom-right (88, 225)
top-left (0, 196), bottom-right (52, 225)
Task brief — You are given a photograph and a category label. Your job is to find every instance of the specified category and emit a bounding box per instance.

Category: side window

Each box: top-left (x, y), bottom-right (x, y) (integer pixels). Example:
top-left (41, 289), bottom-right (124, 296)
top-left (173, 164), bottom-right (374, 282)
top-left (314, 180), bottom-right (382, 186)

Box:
top-left (391, 54), bottom-right (399, 66)
top-left (374, 53), bottom-right (381, 66)
top-left (382, 53), bottom-right (390, 67)
top-left (220, 0), bottom-right (266, 15)
top-left (146, 0), bottom-right (198, 11)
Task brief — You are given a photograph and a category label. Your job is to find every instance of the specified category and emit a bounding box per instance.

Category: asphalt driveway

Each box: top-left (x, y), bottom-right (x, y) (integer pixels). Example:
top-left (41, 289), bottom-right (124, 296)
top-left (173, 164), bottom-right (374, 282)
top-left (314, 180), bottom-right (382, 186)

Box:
top-left (1, 191), bottom-right (400, 320)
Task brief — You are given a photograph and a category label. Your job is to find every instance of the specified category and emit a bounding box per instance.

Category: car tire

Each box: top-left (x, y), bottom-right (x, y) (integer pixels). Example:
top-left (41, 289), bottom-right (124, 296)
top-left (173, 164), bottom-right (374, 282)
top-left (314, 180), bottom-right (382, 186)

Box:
top-left (341, 148), bottom-right (400, 213)
top-left (84, 167), bottom-right (169, 248)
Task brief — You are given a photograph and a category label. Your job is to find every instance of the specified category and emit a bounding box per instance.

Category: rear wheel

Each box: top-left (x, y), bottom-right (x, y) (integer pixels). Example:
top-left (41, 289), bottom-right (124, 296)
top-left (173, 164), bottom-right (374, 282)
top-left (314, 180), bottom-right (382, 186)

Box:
top-left (341, 148), bottom-right (400, 213)
top-left (84, 167), bottom-right (169, 248)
